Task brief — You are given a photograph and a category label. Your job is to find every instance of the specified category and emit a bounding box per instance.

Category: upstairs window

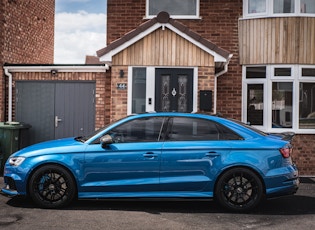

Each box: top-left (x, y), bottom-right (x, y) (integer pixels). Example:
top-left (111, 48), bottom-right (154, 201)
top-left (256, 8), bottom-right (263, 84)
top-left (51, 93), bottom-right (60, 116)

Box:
top-left (301, 0), bottom-right (315, 13)
top-left (273, 0), bottom-right (294, 14)
top-left (248, 0), bottom-right (267, 15)
top-left (146, 0), bottom-right (200, 19)
top-left (244, 0), bottom-right (315, 18)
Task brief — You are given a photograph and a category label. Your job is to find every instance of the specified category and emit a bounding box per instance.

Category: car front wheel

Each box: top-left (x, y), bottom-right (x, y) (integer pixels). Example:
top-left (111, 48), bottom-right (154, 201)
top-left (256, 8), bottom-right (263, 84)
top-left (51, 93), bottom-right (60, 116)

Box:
top-left (29, 164), bottom-right (76, 208)
top-left (215, 167), bottom-right (264, 212)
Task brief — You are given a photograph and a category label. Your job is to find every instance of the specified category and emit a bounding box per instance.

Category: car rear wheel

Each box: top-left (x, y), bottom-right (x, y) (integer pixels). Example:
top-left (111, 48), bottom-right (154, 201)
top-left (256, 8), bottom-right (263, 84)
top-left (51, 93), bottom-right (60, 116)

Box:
top-left (29, 164), bottom-right (76, 208)
top-left (215, 167), bottom-right (264, 212)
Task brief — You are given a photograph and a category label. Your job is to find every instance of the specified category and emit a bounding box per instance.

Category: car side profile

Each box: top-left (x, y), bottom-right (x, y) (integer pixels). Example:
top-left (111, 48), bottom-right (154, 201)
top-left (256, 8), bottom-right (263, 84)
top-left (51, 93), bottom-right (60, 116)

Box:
top-left (1, 113), bottom-right (299, 211)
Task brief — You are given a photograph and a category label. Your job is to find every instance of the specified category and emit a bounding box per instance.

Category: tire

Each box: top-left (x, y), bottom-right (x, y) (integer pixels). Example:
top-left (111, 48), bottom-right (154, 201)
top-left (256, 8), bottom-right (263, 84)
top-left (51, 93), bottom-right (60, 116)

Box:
top-left (29, 164), bottom-right (76, 208)
top-left (215, 167), bottom-right (264, 212)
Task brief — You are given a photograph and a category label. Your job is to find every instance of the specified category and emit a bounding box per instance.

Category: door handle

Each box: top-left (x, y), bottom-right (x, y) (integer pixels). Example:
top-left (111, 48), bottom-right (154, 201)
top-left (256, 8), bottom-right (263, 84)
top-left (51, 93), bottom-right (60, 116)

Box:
top-left (171, 88), bottom-right (177, 97)
top-left (143, 152), bottom-right (158, 159)
top-left (55, 116), bottom-right (62, 128)
top-left (205, 152), bottom-right (220, 157)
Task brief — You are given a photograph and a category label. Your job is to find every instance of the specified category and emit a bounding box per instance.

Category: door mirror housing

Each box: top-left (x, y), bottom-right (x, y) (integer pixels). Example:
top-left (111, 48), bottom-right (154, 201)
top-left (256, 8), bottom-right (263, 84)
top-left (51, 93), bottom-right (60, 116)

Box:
top-left (100, 134), bottom-right (113, 148)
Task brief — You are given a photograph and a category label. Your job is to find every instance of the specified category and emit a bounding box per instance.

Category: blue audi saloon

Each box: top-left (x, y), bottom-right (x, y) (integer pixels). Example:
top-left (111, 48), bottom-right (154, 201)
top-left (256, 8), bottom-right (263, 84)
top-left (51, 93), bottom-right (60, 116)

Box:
top-left (1, 113), bottom-right (299, 211)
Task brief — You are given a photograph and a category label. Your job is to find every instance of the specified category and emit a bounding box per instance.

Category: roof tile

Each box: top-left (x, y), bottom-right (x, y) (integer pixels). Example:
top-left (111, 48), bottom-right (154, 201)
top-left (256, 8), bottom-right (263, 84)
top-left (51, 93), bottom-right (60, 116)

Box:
top-left (97, 12), bottom-right (231, 61)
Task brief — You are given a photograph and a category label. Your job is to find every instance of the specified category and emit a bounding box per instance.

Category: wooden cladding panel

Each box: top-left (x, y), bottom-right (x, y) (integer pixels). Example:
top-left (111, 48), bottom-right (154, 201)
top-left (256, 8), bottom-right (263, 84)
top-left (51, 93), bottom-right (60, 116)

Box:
top-left (113, 28), bottom-right (214, 67)
top-left (239, 17), bottom-right (315, 65)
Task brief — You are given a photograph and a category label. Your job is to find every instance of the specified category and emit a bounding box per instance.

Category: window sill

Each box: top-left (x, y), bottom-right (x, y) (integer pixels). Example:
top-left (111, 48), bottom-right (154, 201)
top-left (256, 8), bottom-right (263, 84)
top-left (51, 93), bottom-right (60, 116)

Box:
top-left (240, 14), bottom-right (315, 20)
top-left (144, 15), bottom-right (202, 20)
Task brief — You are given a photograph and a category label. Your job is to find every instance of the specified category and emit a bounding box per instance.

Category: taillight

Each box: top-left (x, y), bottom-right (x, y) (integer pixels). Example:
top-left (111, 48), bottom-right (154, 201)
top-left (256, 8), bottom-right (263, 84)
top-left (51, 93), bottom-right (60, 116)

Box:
top-left (279, 145), bottom-right (292, 158)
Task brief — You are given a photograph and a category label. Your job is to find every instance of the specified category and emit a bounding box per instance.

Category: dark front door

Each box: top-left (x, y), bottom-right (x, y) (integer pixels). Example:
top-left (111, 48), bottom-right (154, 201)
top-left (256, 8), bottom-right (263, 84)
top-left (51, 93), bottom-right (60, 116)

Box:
top-left (155, 68), bottom-right (193, 112)
top-left (16, 81), bottom-right (95, 144)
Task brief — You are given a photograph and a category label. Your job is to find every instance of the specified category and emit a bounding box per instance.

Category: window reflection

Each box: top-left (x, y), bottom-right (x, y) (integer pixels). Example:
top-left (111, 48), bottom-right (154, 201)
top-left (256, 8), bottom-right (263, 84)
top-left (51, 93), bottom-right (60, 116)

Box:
top-left (248, 0), bottom-right (266, 14)
top-left (299, 83), bottom-right (315, 129)
top-left (168, 117), bottom-right (241, 141)
top-left (272, 82), bottom-right (293, 128)
top-left (274, 0), bottom-right (294, 13)
top-left (148, 0), bottom-right (197, 16)
top-left (301, 0), bottom-right (315, 13)
top-left (108, 117), bottom-right (165, 143)
top-left (132, 68), bottom-right (146, 114)
top-left (247, 84), bottom-right (264, 125)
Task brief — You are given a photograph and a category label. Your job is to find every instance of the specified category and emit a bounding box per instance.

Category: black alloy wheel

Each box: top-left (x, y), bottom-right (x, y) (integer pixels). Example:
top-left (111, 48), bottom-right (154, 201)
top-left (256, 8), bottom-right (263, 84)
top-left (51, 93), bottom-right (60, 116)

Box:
top-left (215, 167), bottom-right (264, 212)
top-left (29, 164), bottom-right (76, 208)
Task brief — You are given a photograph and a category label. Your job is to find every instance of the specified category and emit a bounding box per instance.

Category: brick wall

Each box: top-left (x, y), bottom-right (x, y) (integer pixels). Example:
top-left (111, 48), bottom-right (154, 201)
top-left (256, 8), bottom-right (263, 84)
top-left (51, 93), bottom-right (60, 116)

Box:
top-left (109, 66), bottom-right (128, 122)
top-left (1, 0), bottom-right (55, 64)
top-left (0, 0), bottom-right (55, 121)
top-left (292, 135), bottom-right (315, 176)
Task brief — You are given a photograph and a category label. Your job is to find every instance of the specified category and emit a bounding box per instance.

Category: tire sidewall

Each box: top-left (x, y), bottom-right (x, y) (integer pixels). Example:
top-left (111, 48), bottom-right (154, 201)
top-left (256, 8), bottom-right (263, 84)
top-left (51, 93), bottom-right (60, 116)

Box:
top-left (215, 167), bottom-right (264, 212)
top-left (29, 164), bottom-right (76, 208)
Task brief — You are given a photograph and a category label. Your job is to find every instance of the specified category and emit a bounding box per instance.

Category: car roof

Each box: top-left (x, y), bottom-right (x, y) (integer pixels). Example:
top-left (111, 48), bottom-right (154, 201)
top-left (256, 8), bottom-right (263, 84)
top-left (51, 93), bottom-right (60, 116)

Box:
top-left (120, 112), bottom-right (263, 139)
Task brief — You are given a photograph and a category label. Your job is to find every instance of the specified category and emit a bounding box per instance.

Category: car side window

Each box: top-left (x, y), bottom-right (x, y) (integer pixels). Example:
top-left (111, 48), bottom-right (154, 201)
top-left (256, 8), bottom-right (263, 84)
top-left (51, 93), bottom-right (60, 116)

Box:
top-left (107, 117), bottom-right (166, 143)
top-left (216, 123), bottom-right (243, 140)
top-left (167, 117), bottom-right (242, 141)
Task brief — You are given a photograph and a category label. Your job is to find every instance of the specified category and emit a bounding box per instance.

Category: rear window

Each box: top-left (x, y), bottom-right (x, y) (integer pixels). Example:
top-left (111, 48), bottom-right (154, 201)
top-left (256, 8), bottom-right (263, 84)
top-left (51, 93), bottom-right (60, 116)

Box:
top-left (229, 119), bottom-right (268, 136)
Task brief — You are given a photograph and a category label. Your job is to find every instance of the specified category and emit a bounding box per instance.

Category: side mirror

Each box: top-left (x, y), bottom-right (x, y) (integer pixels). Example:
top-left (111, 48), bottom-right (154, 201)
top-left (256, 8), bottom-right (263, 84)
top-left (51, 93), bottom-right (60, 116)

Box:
top-left (100, 134), bottom-right (113, 148)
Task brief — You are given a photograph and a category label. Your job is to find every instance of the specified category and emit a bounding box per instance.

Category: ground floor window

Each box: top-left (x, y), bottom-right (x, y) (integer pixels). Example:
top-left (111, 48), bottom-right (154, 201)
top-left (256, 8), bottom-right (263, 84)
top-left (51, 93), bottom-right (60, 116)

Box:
top-left (243, 65), bottom-right (315, 133)
top-left (132, 68), bottom-right (147, 114)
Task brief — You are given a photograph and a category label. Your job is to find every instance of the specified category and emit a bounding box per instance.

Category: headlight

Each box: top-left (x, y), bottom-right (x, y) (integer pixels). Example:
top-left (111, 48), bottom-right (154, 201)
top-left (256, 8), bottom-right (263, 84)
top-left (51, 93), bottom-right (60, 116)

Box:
top-left (9, 157), bottom-right (25, 166)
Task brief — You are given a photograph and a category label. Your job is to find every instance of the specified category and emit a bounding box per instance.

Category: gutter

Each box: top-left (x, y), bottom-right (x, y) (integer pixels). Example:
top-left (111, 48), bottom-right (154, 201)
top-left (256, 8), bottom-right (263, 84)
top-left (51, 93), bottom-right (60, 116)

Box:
top-left (3, 64), bottom-right (109, 122)
top-left (213, 54), bottom-right (233, 114)
top-left (4, 64), bottom-right (110, 73)
top-left (4, 68), bottom-right (13, 122)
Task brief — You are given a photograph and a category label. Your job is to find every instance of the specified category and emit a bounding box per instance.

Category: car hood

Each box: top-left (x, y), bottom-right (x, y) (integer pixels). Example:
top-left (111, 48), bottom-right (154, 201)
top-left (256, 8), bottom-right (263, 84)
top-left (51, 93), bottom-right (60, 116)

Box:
top-left (11, 137), bottom-right (85, 158)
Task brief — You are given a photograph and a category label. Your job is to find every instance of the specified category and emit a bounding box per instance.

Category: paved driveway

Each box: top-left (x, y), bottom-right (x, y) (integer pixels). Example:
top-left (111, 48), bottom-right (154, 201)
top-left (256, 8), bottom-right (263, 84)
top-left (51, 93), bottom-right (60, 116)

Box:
top-left (0, 177), bottom-right (314, 230)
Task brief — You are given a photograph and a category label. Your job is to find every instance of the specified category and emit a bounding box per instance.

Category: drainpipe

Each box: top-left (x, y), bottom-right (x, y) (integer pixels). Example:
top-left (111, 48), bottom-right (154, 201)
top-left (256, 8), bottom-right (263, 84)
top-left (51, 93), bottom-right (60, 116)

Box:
top-left (4, 67), bottom-right (13, 122)
top-left (213, 54), bottom-right (233, 115)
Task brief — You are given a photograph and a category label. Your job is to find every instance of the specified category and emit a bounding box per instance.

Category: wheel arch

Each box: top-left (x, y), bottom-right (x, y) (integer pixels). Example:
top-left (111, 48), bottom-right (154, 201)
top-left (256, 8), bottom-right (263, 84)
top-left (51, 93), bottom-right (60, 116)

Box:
top-left (213, 165), bottom-right (267, 198)
top-left (26, 162), bottom-right (78, 198)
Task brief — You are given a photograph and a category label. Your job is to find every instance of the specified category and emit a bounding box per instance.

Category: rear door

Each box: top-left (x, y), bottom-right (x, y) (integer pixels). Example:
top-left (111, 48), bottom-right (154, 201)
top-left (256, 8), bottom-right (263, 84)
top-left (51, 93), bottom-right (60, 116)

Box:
top-left (160, 116), bottom-right (231, 193)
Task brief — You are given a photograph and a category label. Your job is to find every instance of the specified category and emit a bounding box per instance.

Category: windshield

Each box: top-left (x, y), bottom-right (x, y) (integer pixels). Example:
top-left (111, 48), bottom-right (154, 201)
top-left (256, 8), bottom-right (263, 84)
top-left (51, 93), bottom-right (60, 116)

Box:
top-left (75, 126), bottom-right (109, 143)
top-left (74, 116), bottom-right (130, 143)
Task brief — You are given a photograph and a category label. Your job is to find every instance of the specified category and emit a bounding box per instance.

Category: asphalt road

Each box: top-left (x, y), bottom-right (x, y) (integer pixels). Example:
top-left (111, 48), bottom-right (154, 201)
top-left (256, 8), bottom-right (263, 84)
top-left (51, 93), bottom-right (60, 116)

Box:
top-left (0, 177), bottom-right (314, 230)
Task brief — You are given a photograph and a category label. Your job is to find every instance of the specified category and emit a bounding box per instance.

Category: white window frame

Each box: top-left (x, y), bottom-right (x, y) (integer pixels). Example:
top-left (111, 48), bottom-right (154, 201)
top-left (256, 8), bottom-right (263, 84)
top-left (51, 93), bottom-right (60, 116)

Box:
top-left (243, 0), bottom-right (315, 18)
top-left (145, 0), bottom-right (201, 19)
top-left (242, 65), bottom-right (315, 134)
top-left (244, 0), bottom-right (268, 17)
top-left (128, 66), bottom-right (198, 115)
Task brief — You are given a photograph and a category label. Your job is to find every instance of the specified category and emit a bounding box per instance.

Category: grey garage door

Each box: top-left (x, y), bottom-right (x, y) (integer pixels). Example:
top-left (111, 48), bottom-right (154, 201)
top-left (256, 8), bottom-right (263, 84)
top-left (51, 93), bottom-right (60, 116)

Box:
top-left (16, 81), bottom-right (95, 144)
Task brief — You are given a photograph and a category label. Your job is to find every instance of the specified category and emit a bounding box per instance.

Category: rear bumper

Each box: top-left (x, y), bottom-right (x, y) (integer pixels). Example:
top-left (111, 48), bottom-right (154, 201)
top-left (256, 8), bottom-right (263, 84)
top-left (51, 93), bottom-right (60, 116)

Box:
top-left (266, 177), bottom-right (299, 198)
top-left (265, 164), bottom-right (299, 198)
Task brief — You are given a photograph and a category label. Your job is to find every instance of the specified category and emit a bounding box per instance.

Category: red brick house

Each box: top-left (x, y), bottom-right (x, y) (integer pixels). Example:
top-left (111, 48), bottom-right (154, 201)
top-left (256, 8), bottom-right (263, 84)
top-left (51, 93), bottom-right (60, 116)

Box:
top-left (1, 0), bottom-right (315, 175)
top-left (96, 0), bottom-right (315, 175)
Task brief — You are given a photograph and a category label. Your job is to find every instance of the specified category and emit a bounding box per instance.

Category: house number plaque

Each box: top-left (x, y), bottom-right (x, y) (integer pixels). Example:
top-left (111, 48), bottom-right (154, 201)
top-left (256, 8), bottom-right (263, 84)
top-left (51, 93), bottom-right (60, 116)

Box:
top-left (116, 83), bottom-right (127, 90)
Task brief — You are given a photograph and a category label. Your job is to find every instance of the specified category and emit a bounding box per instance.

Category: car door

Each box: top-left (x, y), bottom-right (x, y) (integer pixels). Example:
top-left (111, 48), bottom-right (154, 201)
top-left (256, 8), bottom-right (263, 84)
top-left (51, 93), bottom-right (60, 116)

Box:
top-left (160, 116), bottom-right (232, 193)
top-left (80, 117), bottom-right (166, 196)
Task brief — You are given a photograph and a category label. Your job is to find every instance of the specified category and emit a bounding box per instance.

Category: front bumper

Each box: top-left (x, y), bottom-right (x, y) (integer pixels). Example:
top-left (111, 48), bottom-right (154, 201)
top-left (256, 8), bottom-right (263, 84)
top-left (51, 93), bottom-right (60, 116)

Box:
top-left (1, 163), bottom-right (28, 197)
top-left (1, 176), bottom-right (20, 197)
